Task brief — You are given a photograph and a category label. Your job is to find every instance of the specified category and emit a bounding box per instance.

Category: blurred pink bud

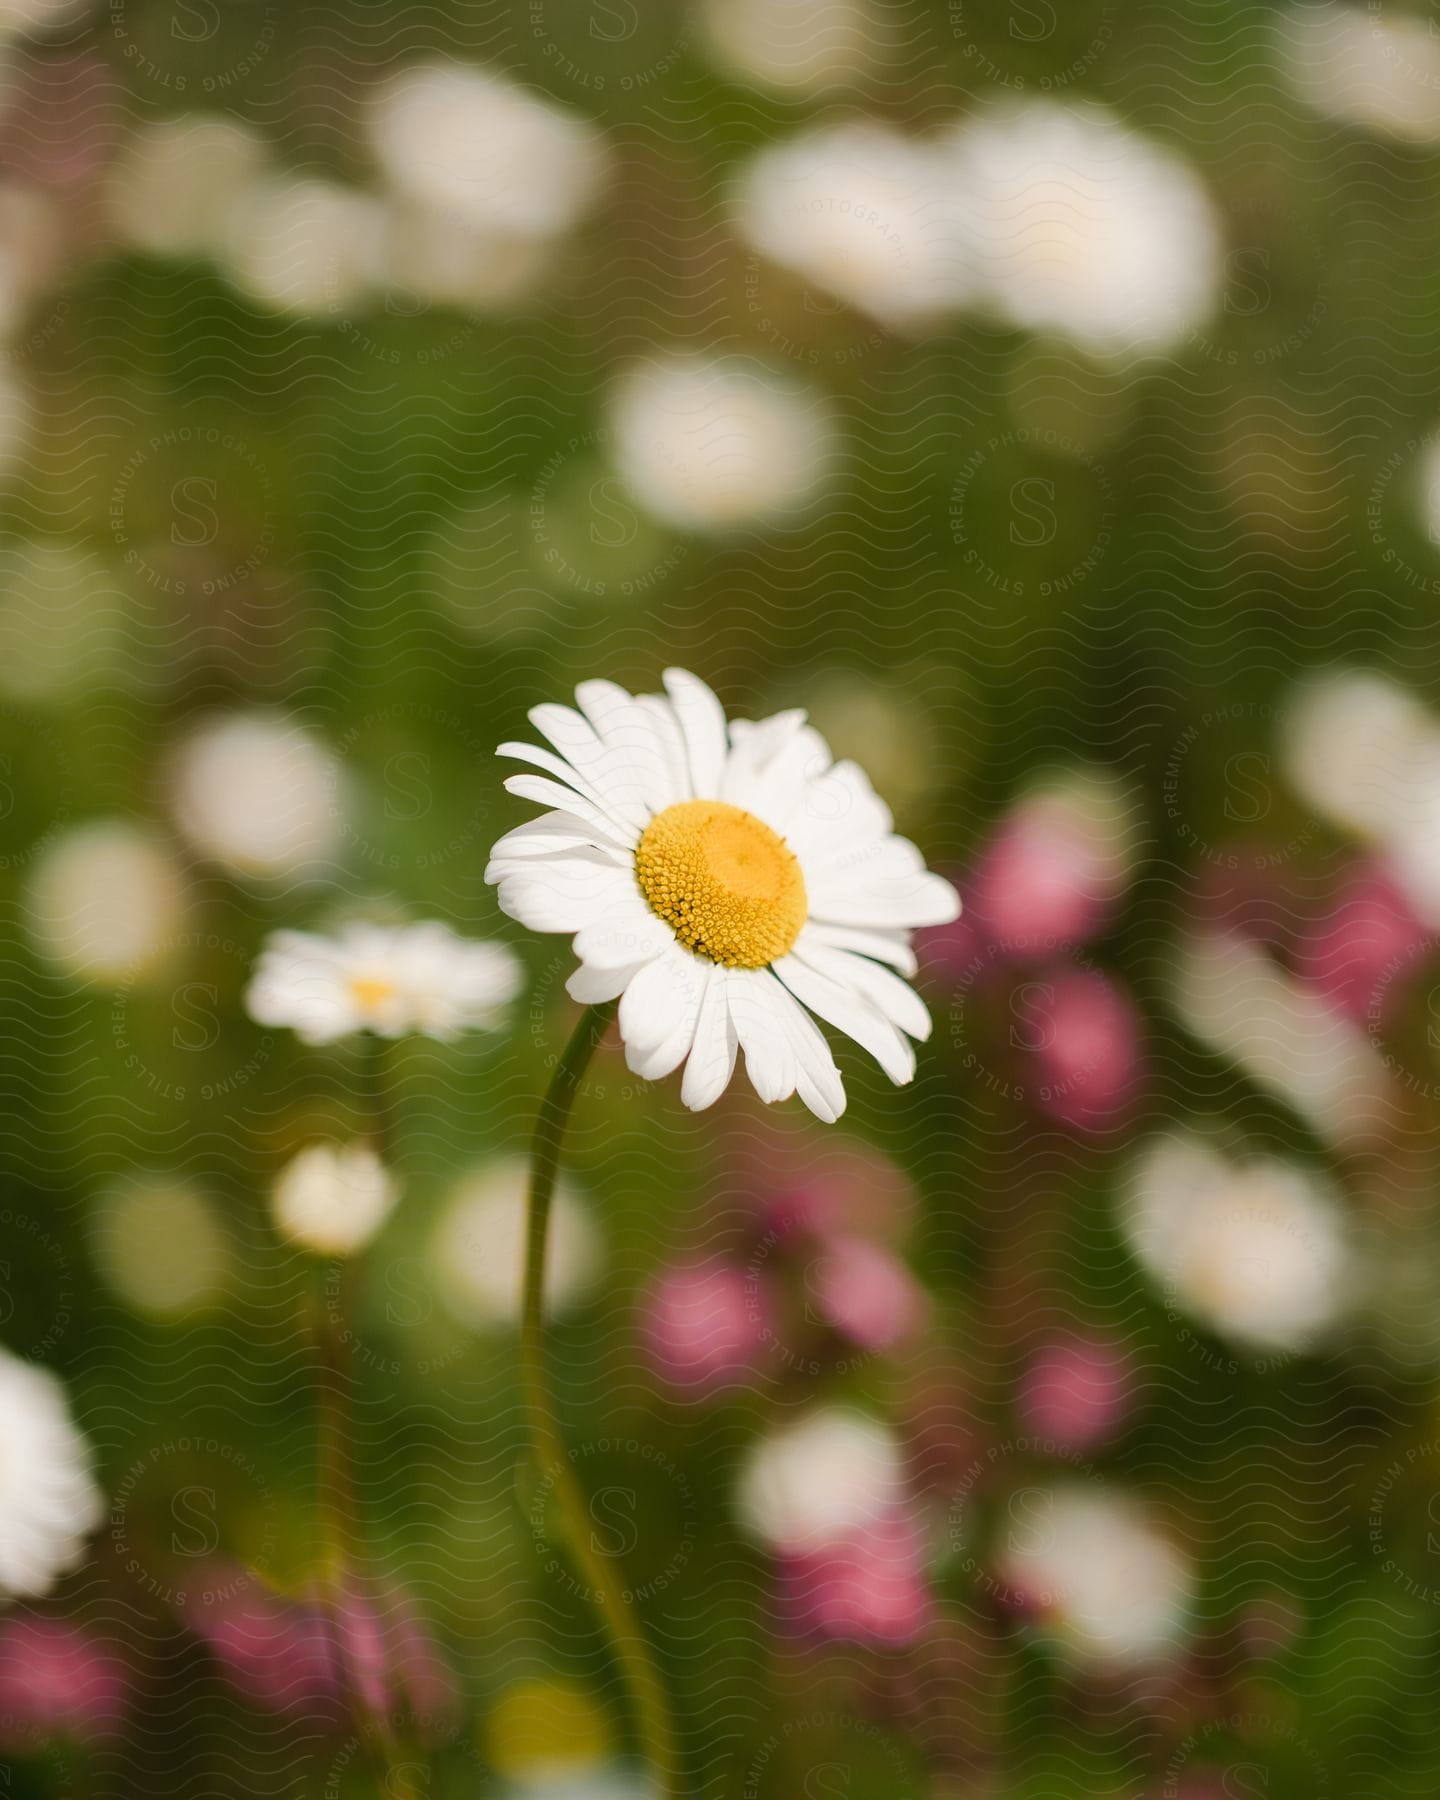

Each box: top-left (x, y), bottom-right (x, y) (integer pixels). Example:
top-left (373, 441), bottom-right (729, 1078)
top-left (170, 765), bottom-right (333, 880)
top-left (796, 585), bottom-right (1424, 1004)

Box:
top-left (1018, 1338), bottom-right (1133, 1452)
top-left (0, 1617), bottom-right (126, 1744)
top-left (1294, 864), bottom-right (1430, 1023)
top-left (805, 1234), bottom-right (928, 1353)
top-left (744, 1124), bottom-right (916, 1244)
top-left (327, 1576), bottom-right (461, 1745)
top-left (971, 802), bottom-right (1122, 955)
top-left (778, 1510), bottom-right (933, 1646)
top-left (185, 1573), bottom-right (340, 1717)
top-left (644, 1261), bottom-right (772, 1394)
top-left (1015, 967), bottom-right (1142, 1132)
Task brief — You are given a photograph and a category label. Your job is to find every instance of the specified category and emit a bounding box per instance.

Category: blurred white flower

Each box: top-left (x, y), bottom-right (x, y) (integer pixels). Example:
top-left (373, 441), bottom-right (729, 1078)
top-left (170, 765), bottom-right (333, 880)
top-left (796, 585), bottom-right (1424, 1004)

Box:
top-left (1124, 1132), bottom-right (1352, 1351)
top-left (94, 1178), bottom-right (229, 1319)
top-left (222, 177), bottom-right (386, 317)
top-left (1276, 3), bottom-right (1440, 144)
top-left (169, 711), bottom-right (344, 879)
top-left (735, 121), bottom-right (973, 330)
top-left (1169, 931), bottom-right (1391, 1147)
top-left (367, 62), bottom-right (606, 242)
top-left (26, 820), bottom-right (185, 981)
top-left (703, 0), bottom-right (884, 93)
top-left (944, 102), bottom-right (1222, 356)
top-left (994, 1486), bottom-right (1192, 1667)
top-left (246, 921), bottom-right (523, 1045)
top-left (0, 1347), bottom-right (101, 1601)
top-left (1281, 669), bottom-right (1430, 844)
top-left (107, 117), bottom-right (271, 260)
top-left (1281, 668), bottom-right (1440, 925)
top-left (607, 355), bottom-right (837, 531)
top-left (272, 1143), bottom-right (398, 1257)
top-left (380, 201), bottom-right (555, 311)
top-left (430, 1157), bottom-right (600, 1328)
top-left (736, 1408), bottom-right (904, 1553)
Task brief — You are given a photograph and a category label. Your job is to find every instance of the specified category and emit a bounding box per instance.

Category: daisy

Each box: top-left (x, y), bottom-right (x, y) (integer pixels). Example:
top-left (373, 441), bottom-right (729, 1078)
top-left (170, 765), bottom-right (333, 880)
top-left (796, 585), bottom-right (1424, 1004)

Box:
top-left (271, 1142), bottom-right (399, 1258)
top-left (0, 1347), bottom-right (102, 1602)
top-left (245, 920), bottom-right (523, 1046)
top-left (736, 1408), bottom-right (905, 1554)
top-left (992, 1486), bottom-right (1193, 1668)
top-left (1123, 1133), bottom-right (1352, 1353)
top-left (484, 668), bottom-right (959, 1119)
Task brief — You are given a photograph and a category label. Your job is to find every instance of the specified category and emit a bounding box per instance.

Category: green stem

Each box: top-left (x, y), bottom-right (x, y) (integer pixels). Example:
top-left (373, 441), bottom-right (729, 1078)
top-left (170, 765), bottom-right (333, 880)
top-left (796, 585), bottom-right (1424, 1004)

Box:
top-left (521, 999), bottom-right (682, 1799)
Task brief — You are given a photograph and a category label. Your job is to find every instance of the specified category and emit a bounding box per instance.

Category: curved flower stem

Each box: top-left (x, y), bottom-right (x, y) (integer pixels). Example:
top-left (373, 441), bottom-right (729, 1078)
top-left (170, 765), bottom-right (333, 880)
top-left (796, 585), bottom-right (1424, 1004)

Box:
top-left (521, 999), bottom-right (682, 1799)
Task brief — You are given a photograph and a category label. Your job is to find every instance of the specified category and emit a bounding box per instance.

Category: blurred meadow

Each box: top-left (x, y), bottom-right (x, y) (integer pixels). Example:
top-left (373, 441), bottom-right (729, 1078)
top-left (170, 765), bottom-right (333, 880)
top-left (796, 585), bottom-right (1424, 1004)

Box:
top-left (4, 0), bottom-right (1440, 1795)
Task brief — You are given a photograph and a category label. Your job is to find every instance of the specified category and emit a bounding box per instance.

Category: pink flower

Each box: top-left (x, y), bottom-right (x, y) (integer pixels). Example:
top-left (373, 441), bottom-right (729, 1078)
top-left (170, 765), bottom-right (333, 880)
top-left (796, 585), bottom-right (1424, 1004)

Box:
top-left (778, 1510), bottom-right (933, 1646)
top-left (1018, 1338), bottom-right (1133, 1452)
top-left (1014, 966), bottom-right (1142, 1132)
top-left (644, 1261), bottom-right (772, 1394)
top-left (0, 1617), bottom-right (126, 1744)
top-left (326, 1576), bottom-right (460, 1743)
top-left (184, 1573), bottom-right (340, 1717)
top-left (970, 786), bottom-right (1128, 955)
top-left (1294, 863), bottom-right (1430, 1023)
top-left (804, 1233), bottom-right (928, 1353)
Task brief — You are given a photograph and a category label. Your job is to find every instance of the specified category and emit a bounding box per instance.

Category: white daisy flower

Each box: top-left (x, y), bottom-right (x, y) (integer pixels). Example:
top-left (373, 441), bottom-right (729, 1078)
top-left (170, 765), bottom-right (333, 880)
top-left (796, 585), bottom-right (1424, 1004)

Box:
top-left (271, 1142), bottom-right (399, 1257)
top-left (734, 121), bottom-right (974, 331)
top-left (246, 920), bottom-right (523, 1046)
top-left (0, 1348), bottom-right (102, 1602)
top-left (1123, 1133), bottom-right (1352, 1353)
top-left (606, 355), bottom-right (837, 533)
top-left (994, 1486), bottom-right (1193, 1668)
top-left (942, 101), bottom-right (1222, 357)
top-left (484, 668), bottom-right (959, 1121)
top-left (736, 1408), bottom-right (905, 1554)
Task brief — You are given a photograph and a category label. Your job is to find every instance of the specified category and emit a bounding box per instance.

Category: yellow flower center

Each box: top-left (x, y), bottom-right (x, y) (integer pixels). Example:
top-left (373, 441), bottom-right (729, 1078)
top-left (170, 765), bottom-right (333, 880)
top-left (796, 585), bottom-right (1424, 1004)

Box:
top-left (634, 799), bottom-right (807, 969)
top-left (348, 975), bottom-right (397, 1015)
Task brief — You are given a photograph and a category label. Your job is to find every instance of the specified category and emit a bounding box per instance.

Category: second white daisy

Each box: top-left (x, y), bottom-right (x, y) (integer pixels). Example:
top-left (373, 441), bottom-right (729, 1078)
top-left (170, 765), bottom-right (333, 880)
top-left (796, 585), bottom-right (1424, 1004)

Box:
top-left (246, 920), bottom-right (523, 1045)
top-left (484, 668), bottom-right (959, 1120)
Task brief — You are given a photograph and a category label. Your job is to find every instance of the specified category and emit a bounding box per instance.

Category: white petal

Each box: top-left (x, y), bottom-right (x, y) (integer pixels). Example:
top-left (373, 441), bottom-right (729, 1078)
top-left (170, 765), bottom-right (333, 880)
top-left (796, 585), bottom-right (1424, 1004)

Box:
top-left (637, 694), bottom-right (696, 802)
top-left (727, 967), bottom-right (798, 1104)
top-left (573, 898), bottom-right (675, 970)
top-left (574, 680), bottom-right (684, 813)
top-left (662, 668), bottom-right (729, 799)
top-left (619, 945), bottom-right (701, 1053)
top-left (773, 982), bottom-right (847, 1122)
top-left (498, 737), bottom-right (615, 813)
top-left (792, 933), bottom-right (932, 1041)
top-left (528, 702), bottom-right (655, 826)
top-left (567, 960), bottom-right (638, 1003)
top-left (680, 963), bottom-right (739, 1110)
top-left (772, 953), bottom-right (916, 1086)
top-left (807, 852), bottom-right (961, 929)
top-left (488, 814), bottom-right (631, 862)
top-left (622, 949), bottom-right (708, 1080)
top-left (803, 921), bottom-right (919, 976)
top-left (501, 773), bottom-right (641, 847)
top-left (488, 859), bottom-right (633, 934)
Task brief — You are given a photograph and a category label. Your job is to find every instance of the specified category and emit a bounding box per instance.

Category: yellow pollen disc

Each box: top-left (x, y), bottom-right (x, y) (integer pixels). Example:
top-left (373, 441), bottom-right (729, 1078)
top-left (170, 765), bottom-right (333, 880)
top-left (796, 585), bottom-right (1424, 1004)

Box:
top-left (348, 975), bottom-right (397, 1013)
top-left (634, 799), bottom-right (807, 969)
